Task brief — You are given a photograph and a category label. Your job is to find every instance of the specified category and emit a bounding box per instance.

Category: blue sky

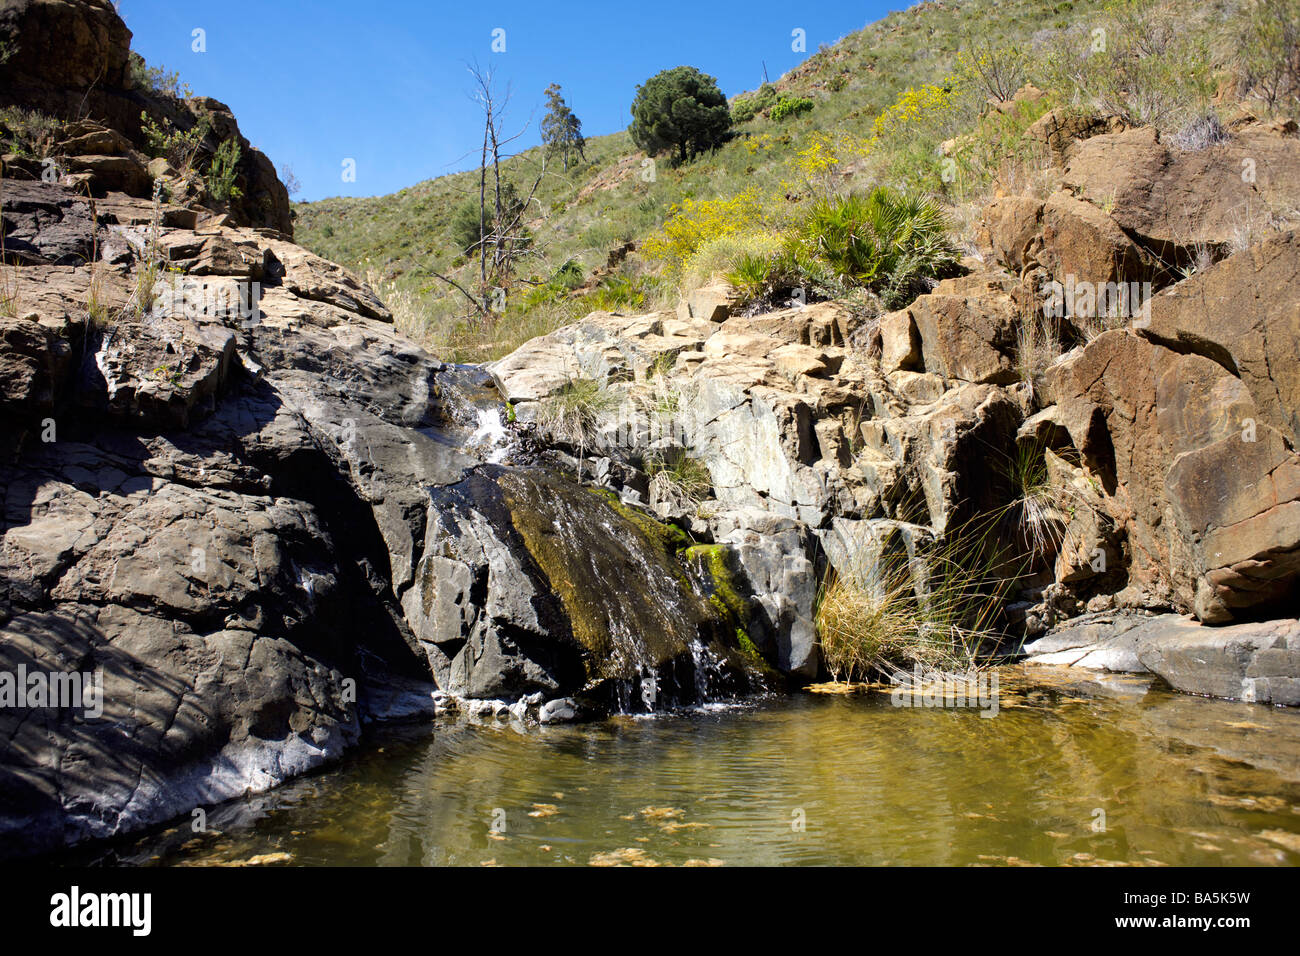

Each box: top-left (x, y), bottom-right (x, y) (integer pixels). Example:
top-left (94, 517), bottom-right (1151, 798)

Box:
top-left (118, 1), bottom-right (902, 201)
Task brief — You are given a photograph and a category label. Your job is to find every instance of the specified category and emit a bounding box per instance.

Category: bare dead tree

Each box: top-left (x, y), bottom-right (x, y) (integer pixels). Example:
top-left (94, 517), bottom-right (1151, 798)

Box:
top-left (436, 62), bottom-right (546, 323)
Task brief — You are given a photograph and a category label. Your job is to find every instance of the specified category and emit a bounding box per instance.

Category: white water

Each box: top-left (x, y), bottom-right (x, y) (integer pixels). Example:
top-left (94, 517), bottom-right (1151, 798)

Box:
top-left (468, 408), bottom-right (511, 463)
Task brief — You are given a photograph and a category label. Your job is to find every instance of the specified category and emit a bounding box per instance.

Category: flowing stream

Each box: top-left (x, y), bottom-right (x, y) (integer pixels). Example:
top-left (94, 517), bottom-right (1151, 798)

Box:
top-left (61, 667), bottom-right (1300, 867)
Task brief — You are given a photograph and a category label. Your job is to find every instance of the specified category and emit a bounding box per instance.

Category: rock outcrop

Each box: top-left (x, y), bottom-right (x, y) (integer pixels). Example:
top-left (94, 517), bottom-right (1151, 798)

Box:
top-left (487, 114), bottom-right (1300, 702)
top-left (4, 16), bottom-right (1300, 861)
top-left (0, 170), bottom-right (766, 854)
top-left (0, 8), bottom-right (766, 850)
top-left (0, 0), bottom-right (291, 234)
top-left (1024, 613), bottom-right (1300, 706)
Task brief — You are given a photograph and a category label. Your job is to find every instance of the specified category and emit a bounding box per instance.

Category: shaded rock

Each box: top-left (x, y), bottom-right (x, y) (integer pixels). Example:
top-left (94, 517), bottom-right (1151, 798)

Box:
top-left (0, 179), bottom-right (98, 265)
top-left (979, 195), bottom-right (1043, 274)
top-left (0, 317), bottom-right (73, 416)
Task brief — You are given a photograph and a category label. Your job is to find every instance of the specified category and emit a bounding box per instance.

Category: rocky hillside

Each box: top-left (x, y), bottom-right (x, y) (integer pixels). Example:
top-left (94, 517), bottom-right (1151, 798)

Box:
top-left (293, 0), bottom-right (1117, 360)
top-left (487, 109), bottom-right (1300, 703)
top-left (1, 0), bottom-right (1298, 862)
top-left (0, 0), bottom-right (290, 234)
top-left (0, 0), bottom-right (761, 857)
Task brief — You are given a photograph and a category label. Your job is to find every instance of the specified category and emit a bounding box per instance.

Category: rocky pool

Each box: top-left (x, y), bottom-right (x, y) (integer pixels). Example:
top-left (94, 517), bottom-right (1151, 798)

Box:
top-left (62, 667), bottom-right (1300, 867)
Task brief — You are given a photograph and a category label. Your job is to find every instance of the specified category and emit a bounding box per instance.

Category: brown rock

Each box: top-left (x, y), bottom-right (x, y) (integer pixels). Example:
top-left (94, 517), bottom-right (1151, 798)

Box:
top-left (1026, 108), bottom-right (1124, 161)
top-left (1143, 229), bottom-right (1300, 445)
top-left (59, 152), bottom-right (152, 197)
top-left (1064, 125), bottom-right (1300, 257)
top-left (55, 126), bottom-right (132, 157)
top-left (979, 195), bottom-right (1043, 274)
top-left (1040, 190), bottom-right (1153, 287)
top-left (906, 272), bottom-right (1018, 385)
top-left (1046, 328), bottom-right (1300, 621)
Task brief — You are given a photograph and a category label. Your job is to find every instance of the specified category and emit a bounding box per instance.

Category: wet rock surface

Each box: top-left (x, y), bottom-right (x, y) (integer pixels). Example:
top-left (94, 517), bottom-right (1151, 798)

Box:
top-left (0, 182), bottom-right (763, 856)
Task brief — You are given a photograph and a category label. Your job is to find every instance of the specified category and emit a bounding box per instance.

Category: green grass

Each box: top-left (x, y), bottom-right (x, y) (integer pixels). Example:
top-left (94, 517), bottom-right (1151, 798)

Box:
top-left (536, 376), bottom-right (618, 452)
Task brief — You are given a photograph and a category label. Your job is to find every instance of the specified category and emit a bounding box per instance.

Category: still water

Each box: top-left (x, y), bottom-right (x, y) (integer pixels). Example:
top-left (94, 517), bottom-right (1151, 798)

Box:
top-left (72, 667), bottom-right (1300, 866)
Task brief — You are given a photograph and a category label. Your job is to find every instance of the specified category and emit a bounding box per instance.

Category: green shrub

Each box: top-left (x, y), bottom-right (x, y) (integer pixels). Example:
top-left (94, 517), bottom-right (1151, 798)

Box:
top-left (731, 83), bottom-right (778, 123)
top-left (140, 110), bottom-right (210, 176)
top-left (206, 136), bottom-right (242, 202)
top-left (1233, 0), bottom-right (1300, 111)
top-left (0, 106), bottom-right (62, 158)
top-left (521, 259), bottom-right (586, 309)
top-left (129, 52), bottom-right (189, 98)
top-left (770, 96), bottom-right (815, 122)
top-left (796, 187), bottom-right (958, 308)
top-left (449, 180), bottom-right (528, 254)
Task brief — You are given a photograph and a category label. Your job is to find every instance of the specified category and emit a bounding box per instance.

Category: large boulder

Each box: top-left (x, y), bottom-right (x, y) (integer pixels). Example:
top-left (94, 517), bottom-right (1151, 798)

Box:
top-left (1025, 613), bottom-right (1300, 706)
top-left (1043, 325), bottom-right (1300, 622)
top-left (898, 272), bottom-right (1019, 385)
top-left (1039, 190), bottom-right (1154, 288)
top-left (1063, 124), bottom-right (1300, 260)
top-left (1142, 229), bottom-right (1300, 445)
top-left (978, 195), bottom-right (1043, 275)
top-left (403, 468), bottom-right (758, 703)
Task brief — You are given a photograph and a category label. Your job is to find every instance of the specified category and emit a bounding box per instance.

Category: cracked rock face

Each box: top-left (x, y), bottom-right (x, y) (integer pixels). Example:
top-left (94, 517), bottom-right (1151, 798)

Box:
top-left (0, 171), bottom-right (765, 854)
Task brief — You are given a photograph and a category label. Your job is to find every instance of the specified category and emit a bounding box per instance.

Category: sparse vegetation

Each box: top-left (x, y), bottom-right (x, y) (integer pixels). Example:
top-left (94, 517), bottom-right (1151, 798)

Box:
top-left (130, 179), bottom-right (166, 319)
top-left (206, 136), bottom-right (243, 203)
top-left (646, 453), bottom-right (712, 513)
top-left (1015, 312), bottom-right (1064, 404)
top-left (295, 0), bottom-right (1292, 366)
top-left (0, 106), bottom-right (63, 159)
top-left (128, 52), bottom-right (190, 98)
top-left (140, 110), bottom-right (209, 179)
top-left (536, 376), bottom-right (618, 462)
top-left (816, 518), bottom-right (1017, 682)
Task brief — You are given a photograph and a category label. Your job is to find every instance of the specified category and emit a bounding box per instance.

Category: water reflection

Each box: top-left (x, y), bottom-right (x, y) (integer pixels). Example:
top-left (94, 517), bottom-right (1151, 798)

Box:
top-left (67, 667), bottom-right (1300, 867)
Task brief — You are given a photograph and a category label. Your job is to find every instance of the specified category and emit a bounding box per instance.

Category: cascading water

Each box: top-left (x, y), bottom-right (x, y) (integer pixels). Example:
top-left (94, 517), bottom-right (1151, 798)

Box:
top-left (468, 408), bottom-right (510, 463)
top-left (415, 366), bottom-right (769, 716)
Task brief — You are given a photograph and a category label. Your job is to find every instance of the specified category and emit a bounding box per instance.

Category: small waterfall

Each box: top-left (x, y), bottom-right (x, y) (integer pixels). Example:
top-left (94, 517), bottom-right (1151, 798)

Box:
top-left (468, 408), bottom-right (510, 463)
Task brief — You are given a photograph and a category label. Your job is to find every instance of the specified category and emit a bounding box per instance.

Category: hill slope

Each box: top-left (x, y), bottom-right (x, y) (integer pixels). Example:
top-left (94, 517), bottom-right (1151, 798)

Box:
top-left (294, 0), bottom-right (1278, 362)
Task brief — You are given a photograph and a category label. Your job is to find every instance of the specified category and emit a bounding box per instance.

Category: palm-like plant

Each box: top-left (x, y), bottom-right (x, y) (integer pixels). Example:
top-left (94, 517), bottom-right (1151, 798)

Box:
top-left (797, 187), bottom-right (957, 307)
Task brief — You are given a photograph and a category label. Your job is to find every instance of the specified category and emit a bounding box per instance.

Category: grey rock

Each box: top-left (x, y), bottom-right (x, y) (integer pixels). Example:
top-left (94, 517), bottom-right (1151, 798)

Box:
top-left (539, 697), bottom-right (578, 724)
